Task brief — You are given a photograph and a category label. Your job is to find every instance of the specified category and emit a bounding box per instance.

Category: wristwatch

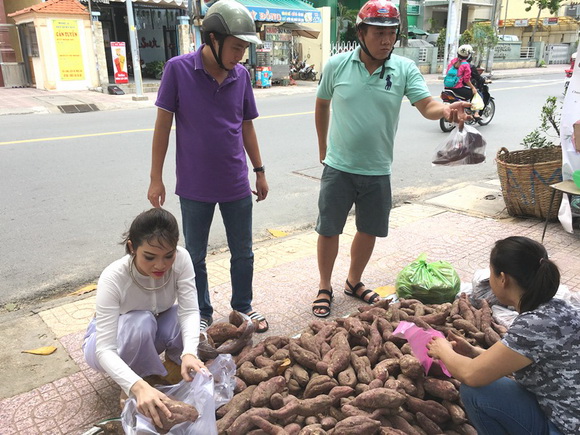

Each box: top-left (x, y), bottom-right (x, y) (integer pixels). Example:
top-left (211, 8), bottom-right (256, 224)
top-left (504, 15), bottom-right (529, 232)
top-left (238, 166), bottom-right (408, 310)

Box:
top-left (253, 166), bottom-right (265, 173)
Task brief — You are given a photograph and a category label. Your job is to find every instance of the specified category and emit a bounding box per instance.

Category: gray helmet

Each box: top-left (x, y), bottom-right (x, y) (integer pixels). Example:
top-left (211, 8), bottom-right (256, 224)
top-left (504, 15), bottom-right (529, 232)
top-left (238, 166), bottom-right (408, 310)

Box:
top-left (203, 0), bottom-right (261, 45)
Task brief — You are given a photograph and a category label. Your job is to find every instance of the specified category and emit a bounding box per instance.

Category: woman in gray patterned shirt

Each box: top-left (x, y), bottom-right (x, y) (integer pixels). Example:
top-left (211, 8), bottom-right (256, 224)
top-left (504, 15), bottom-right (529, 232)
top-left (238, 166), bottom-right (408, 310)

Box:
top-left (428, 236), bottom-right (580, 434)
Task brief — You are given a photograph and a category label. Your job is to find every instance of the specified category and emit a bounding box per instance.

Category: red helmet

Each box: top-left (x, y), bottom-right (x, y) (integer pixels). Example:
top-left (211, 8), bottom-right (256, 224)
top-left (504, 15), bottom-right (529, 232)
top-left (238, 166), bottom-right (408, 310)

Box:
top-left (356, 0), bottom-right (400, 28)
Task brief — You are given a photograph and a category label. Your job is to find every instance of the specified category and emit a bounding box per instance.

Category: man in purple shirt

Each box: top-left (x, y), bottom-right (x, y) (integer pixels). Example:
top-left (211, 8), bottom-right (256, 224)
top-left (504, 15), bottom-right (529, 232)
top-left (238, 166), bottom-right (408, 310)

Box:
top-left (147, 0), bottom-right (269, 332)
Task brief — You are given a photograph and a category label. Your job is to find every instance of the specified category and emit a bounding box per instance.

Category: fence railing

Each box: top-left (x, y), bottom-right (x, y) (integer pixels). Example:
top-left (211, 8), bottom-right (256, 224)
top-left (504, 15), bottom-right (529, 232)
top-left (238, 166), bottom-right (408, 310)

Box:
top-left (330, 41), bottom-right (358, 56)
top-left (520, 46), bottom-right (535, 59)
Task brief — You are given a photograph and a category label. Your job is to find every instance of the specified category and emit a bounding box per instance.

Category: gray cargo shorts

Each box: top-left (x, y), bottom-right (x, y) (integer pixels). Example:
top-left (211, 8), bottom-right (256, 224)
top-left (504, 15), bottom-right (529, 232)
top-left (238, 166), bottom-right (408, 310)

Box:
top-left (315, 165), bottom-right (392, 237)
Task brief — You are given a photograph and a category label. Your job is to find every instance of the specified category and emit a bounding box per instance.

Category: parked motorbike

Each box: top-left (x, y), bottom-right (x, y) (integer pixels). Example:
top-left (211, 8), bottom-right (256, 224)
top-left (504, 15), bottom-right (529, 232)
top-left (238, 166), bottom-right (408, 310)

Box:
top-left (299, 64), bottom-right (317, 81)
top-left (290, 59), bottom-right (305, 77)
top-left (439, 75), bottom-right (495, 132)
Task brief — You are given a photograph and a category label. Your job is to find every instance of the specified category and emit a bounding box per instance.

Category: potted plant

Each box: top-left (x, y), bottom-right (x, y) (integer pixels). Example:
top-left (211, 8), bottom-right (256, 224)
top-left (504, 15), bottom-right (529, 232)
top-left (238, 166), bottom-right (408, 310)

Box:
top-left (143, 61), bottom-right (165, 80)
top-left (496, 97), bottom-right (563, 220)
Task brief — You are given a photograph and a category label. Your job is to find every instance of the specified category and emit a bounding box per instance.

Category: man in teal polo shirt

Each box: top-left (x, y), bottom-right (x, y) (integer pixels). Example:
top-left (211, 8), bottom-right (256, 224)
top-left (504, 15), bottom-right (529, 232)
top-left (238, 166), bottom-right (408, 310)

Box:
top-left (311, 0), bottom-right (470, 317)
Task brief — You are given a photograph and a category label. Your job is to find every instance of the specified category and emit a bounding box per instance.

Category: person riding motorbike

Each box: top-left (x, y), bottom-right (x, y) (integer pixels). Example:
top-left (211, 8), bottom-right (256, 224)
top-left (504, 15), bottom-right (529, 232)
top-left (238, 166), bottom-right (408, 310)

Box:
top-left (444, 44), bottom-right (478, 101)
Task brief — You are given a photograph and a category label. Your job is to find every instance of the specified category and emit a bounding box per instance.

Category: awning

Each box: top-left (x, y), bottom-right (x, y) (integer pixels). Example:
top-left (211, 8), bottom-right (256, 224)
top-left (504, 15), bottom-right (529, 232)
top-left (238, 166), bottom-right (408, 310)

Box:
top-left (408, 25), bottom-right (428, 35)
top-left (238, 0), bottom-right (322, 23)
top-left (279, 22), bottom-right (319, 38)
top-left (87, 0), bottom-right (187, 8)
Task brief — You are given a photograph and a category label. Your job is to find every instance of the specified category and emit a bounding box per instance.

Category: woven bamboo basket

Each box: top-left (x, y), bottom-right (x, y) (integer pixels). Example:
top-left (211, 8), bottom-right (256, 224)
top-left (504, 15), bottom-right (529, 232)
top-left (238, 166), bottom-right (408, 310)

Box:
top-left (496, 147), bottom-right (563, 220)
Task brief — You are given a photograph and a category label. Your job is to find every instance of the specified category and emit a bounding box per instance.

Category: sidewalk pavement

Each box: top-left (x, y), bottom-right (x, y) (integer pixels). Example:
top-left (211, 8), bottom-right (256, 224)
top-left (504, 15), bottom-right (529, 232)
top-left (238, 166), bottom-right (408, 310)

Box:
top-left (0, 63), bottom-right (566, 116)
top-left (1, 183), bottom-right (579, 433)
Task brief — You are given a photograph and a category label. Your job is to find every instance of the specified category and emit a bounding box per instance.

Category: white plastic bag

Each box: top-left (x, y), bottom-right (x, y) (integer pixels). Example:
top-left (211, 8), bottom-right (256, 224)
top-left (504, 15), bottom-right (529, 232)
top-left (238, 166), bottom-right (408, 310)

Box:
top-left (432, 124), bottom-right (486, 166)
top-left (471, 92), bottom-right (484, 110)
top-left (121, 354), bottom-right (235, 434)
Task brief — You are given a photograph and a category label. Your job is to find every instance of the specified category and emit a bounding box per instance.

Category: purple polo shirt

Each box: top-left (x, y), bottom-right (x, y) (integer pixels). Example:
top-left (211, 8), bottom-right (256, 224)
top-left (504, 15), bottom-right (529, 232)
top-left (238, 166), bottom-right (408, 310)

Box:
top-left (155, 45), bottom-right (259, 202)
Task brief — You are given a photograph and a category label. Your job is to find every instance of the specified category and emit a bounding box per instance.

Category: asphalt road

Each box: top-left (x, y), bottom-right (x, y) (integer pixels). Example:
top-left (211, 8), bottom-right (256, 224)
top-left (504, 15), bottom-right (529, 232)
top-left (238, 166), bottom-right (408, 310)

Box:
top-left (0, 73), bottom-right (566, 305)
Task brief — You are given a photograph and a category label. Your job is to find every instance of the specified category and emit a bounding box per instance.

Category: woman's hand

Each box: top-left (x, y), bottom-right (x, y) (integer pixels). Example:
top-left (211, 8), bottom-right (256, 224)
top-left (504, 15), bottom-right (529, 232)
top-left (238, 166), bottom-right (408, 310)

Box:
top-left (181, 353), bottom-right (209, 382)
top-left (447, 330), bottom-right (484, 359)
top-left (131, 380), bottom-right (171, 428)
top-left (427, 336), bottom-right (454, 360)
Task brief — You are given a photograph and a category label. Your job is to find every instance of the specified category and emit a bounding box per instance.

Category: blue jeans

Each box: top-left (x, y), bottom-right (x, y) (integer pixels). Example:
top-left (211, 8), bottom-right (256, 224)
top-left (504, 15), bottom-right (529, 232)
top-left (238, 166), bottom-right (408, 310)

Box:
top-left (180, 195), bottom-right (254, 319)
top-left (460, 377), bottom-right (562, 435)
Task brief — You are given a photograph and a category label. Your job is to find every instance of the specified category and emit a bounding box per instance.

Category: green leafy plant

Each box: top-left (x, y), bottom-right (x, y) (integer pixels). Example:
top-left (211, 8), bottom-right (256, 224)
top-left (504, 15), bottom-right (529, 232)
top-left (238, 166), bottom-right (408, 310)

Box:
top-left (521, 96), bottom-right (561, 148)
top-left (470, 22), bottom-right (498, 67)
top-left (436, 29), bottom-right (446, 56)
top-left (337, 2), bottom-right (358, 43)
top-left (143, 61), bottom-right (165, 79)
top-left (459, 29), bottom-right (473, 46)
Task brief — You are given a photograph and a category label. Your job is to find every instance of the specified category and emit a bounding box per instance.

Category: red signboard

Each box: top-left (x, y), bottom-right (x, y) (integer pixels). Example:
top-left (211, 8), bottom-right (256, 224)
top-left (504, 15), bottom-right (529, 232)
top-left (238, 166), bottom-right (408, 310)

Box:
top-left (111, 41), bottom-right (128, 84)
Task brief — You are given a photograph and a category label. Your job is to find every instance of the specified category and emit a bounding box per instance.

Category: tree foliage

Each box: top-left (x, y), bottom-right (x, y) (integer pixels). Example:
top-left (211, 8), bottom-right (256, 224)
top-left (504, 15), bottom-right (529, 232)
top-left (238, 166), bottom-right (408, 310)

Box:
top-left (524, 0), bottom-right (562, 46)
top-left (470, 22), bottom-right (498, 67)
top-left (337, 2), bottom-right (358, 42)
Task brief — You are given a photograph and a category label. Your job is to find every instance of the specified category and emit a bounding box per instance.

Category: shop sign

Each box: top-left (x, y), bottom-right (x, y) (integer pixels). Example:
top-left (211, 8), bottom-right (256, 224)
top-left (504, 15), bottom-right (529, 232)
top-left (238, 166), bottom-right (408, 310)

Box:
top-left (111, 41), bottom-right (129, 84)
top-left (247, 7), bottom-right (321, 24)
top-left (514, 19), bottom-right (529, 27)
top-left (53, 19), bottom-right (85, 81)
top-left (543, 17), bottom-right (558, 25)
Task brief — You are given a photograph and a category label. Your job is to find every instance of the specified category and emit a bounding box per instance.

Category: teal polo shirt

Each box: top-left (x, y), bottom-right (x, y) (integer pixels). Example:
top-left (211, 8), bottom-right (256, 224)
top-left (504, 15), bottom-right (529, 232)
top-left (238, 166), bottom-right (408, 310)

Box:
top-left (317, 47), bottom-right (431, 176)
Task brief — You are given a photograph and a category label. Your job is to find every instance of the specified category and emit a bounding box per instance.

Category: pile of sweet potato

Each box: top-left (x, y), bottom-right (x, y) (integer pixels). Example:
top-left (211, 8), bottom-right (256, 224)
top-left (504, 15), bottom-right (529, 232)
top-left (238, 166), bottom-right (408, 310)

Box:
top-left (213, 294), bottom-right (504, 435)
top-left (198, 311), bottom-right (257, 361)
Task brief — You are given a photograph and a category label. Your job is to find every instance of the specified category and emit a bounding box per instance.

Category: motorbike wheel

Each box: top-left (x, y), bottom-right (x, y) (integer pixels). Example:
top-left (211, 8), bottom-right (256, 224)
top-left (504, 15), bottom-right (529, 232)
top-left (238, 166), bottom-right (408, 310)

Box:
top-left (439, 117), bottom-right (456, 132)
top-left (311, 73), bottom-right (317, 81)
top-left (299, 72), bottom-right (308, 80)
top-left (477, 99), bottom-right (495, 126)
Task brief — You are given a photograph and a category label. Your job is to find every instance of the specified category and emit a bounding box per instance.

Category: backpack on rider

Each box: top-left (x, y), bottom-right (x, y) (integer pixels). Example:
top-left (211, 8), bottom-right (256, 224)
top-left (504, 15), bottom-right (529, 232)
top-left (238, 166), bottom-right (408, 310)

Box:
top-left (444, 59), bottom-right (467, 88)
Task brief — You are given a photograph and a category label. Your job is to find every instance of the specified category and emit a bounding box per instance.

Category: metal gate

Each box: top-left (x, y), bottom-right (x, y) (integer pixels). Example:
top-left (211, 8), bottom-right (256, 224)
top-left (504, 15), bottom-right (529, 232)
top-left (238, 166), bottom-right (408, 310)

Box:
top-left (545, 44), bottom-right (570, 64)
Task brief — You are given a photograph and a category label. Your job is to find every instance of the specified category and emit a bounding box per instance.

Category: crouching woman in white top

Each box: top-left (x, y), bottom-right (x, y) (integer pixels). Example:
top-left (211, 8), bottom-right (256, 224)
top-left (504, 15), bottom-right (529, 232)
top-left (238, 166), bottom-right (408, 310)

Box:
top-left (83, 208), bottom-right (204, 427)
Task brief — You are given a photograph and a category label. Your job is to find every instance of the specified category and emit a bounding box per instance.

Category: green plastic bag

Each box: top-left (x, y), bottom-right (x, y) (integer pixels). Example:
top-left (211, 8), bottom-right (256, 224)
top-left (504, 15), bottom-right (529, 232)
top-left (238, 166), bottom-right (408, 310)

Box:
top-left (395, 254), bottom-right (460, 304)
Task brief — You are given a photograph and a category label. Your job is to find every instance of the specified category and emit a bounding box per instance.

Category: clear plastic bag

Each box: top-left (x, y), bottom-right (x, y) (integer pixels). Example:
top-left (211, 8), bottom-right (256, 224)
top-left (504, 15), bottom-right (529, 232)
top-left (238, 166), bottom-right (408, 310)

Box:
top-left (469, 268), bottom-right (502, 308)
top-left (395, 253), bottom-right (460, 304)
top-left (432, 124), bottom-right (486, 166)
top-left (121, 354), bottom-right (235, 435)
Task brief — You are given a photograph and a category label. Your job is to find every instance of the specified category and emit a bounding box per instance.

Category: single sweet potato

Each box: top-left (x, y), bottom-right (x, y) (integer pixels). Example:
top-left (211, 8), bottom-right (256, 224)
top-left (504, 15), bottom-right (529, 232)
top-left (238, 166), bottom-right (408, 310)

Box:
top-left (155, 397), bottom-right (199, 434)
top-left (372, 358), bottom-right (400, 381)
top-left (300, 333), bottom-right (322, 359)
top-left (332, 416), bottom-right (381, 435)
top-left (304, 375), bottom-right (338, 399)
top-left (441, 400), bottom-right (468, 425)
top-left (227, 407), bottom-right (273, 435)
top-left (271, 395), bottom-right (334, 420)
top-left (251, 415), bottom-right (290, 435)
top-left (396, 373), bottom-right (418, 396)
top-left (367, 318), bottom-right (383, 366)
top-left (289, 342), bottom-right (320, 371)
top-left (415, 411), bottom-right (443, 435)
top-left (405, 396), bottom-right (450, 424)
top-left (292, 364), bottom-right (311, 388)
top-left (399, 354), bottom-right (424, 379)
top-left (338, 365), bottom-right (358, 388)
top-left (350, 353), bottom-right (373, 384)
top-left (383, 341), bottom-right (403, 359)
top-left (423, 378), bottom-right (459, 402)
top-left (328, 333), bottom-right (351, 377)
top-left (238, 361), bottom-right (276, 385)
top-left (350, 388), bottom-right (407, 409)
top-left (216, 384), bottom-right (256, 419)
top-left (251, 376), bottom-right (287, 407)
top-left (389, 415), bottom-right (422, 435)
top-left (298, 424), bottom-right (327, 435)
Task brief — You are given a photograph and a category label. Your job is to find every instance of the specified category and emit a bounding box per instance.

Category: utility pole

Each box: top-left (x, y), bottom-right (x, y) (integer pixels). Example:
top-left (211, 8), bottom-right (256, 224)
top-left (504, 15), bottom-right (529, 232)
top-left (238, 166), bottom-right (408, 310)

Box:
top-left (485, 0), bottom-right (499, 73)
top-left (125, 0), bottom-right (147, 100)
top-left (444, 0), bottom-right (462, 69)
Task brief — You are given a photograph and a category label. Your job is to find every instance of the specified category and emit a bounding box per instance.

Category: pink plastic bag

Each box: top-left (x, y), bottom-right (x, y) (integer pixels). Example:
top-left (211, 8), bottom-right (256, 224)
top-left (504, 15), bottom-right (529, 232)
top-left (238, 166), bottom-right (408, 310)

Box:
top-left (392, 321), bottom-right (451, 377)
